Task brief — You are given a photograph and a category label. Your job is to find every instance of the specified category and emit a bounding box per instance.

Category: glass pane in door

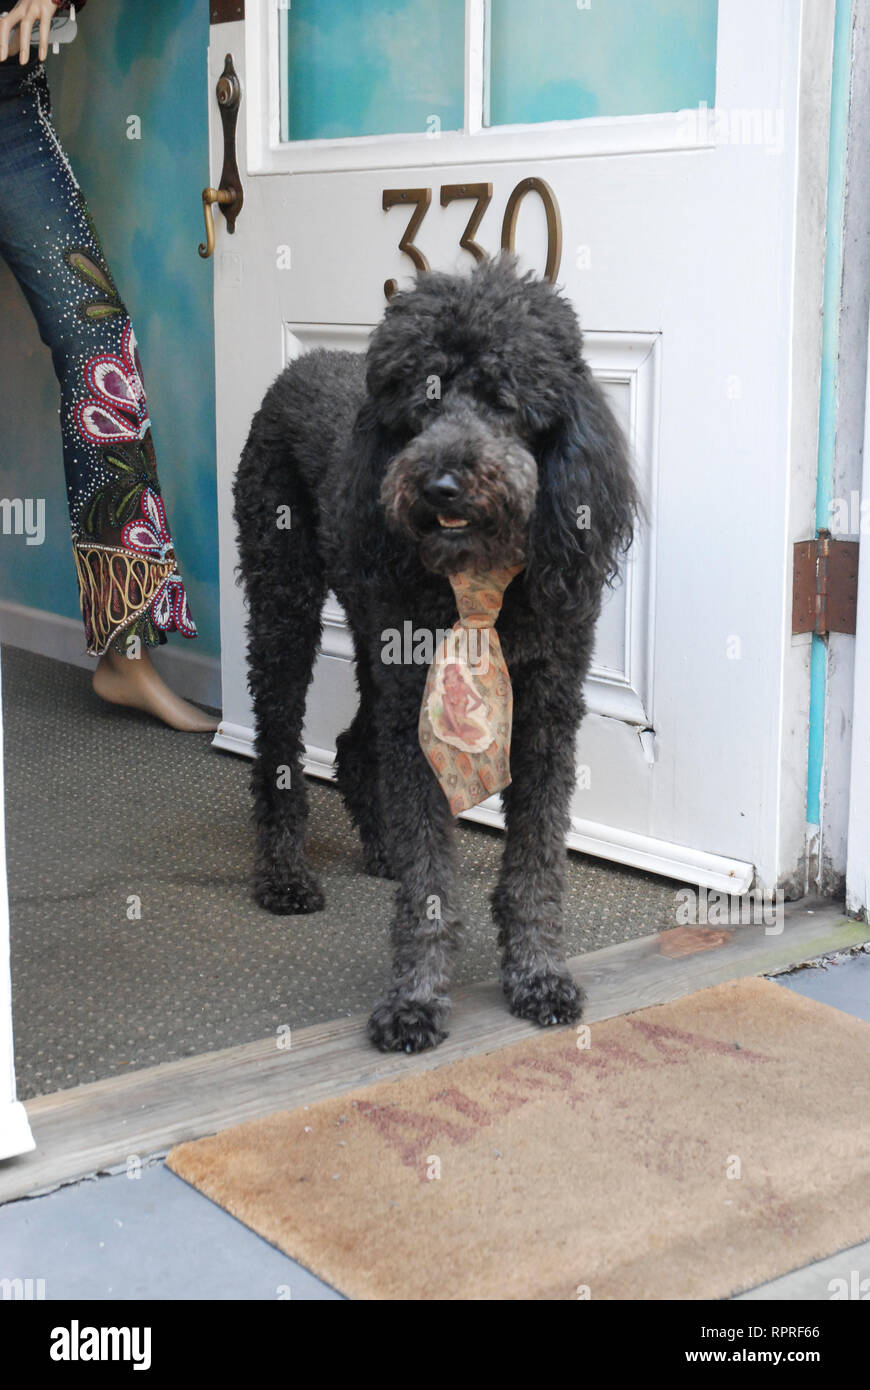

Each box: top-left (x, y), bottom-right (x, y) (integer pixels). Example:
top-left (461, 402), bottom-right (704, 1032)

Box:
top-left (487, 0), bottom-right (717, 126)
top-left (281, 0), bottom-right (466, 142)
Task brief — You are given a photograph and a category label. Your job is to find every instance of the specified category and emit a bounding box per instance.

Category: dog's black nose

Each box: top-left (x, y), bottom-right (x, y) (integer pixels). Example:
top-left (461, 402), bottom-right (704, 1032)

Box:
top-left (424, 473), bottom-right (462, 506)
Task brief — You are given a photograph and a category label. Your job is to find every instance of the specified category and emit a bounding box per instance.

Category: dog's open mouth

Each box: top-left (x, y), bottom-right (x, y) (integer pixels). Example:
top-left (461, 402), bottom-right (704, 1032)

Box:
top-left (437, 515), bottom-right (470, 530)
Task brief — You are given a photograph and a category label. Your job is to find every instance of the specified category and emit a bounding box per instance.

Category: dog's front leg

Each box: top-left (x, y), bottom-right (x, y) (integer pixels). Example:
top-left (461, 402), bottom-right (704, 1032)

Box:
top-left (367, 675), bottom-right (462, 1053)
top-left (493, 659), bottom-right (585, 1027)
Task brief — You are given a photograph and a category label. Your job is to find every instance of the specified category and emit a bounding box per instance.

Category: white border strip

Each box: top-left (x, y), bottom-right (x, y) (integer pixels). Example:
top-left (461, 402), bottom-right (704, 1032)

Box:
top-left (212, 723), bottom-right (753, 894)
top-left (465, 0), bottom-right (487, 136)
top-left (846, 300), bottom-right (870, 914)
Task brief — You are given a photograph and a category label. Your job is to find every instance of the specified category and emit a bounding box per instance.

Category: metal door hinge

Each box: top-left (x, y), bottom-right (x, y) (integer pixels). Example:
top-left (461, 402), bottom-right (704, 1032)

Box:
top-left (792, 532), bottom-right (860, 636)
top-left (210, 1), bottom-right (245, 22)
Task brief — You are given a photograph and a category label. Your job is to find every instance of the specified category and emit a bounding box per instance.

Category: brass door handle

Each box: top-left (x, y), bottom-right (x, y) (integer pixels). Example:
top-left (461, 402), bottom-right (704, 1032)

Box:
top-left (199, 186), bottom-right (236, 259)
top-left (199, 53), bottom-right (243, 260)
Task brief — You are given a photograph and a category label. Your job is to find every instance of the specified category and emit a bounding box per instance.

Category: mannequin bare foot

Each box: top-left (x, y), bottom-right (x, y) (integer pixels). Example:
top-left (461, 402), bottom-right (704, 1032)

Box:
top-left (93, 647), bottom-right (218, 732)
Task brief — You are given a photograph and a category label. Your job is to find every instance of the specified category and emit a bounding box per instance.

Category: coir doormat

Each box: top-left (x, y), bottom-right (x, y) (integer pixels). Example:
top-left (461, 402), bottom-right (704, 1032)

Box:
top-left (167, 978), bottom-right (870, 1300)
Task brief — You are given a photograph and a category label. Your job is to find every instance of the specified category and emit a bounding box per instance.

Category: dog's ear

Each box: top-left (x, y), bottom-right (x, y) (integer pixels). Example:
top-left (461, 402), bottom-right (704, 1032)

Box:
top-left (344, 395), bottom-right (390, 503)
top-left (526, 370), bottom-right (639, 611)
top-left (341, 397), bottom-right (408, 578)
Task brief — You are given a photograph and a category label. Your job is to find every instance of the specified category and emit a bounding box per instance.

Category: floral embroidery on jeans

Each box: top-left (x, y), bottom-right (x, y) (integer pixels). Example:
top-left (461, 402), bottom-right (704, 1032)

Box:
top-left (75, 321), bottom-right (149, 446)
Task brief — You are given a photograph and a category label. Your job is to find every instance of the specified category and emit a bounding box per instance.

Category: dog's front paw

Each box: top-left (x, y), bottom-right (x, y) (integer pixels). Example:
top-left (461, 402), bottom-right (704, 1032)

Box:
top-left (505, 971), bottom-right (585, 1027)
top-left (254, 865), bottom-right (325, 915)
top-left (367, 995), bottom-right (449, 1053)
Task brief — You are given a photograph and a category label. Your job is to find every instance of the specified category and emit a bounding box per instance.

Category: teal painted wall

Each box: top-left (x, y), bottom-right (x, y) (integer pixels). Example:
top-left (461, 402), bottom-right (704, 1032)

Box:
top-left (283, 0), bottom-right (465, 140)
top-left (488, 0), bottom-right (718, 125)
top-left (0, 0), bottom-right (219, 659)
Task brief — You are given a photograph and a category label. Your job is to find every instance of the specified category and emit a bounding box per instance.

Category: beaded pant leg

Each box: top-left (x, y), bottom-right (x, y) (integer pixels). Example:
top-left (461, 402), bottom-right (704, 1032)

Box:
top-left (0, 58), bottom-right (196, 655)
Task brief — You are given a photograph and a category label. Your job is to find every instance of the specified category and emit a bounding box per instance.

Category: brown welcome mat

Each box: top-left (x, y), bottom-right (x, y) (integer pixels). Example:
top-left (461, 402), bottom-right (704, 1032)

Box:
top-left (167, 978), bottom-right (870, 1300)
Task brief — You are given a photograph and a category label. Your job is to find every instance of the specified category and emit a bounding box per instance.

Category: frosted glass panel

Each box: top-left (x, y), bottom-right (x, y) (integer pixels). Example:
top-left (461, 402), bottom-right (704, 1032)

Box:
top-left (487, 0), bottom-right (717, 126)
top-left (281, 0), bottom-right (465, 141)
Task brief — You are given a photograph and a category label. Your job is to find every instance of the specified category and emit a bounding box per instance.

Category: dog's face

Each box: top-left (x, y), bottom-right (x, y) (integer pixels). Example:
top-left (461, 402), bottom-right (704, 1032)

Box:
top-left (380, 400), bottom-right (537, 573)
top-left (372, 257), bottom-right (584, 576)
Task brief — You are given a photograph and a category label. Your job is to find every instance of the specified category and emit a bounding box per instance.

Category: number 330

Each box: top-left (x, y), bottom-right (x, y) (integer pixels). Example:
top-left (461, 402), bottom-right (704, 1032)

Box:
top-left (381, 177), bottom-right (562, 300)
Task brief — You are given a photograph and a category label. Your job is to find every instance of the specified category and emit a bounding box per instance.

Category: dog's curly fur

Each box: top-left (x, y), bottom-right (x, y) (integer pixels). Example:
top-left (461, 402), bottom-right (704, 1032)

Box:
top-left (233, 255), bottom-right (637, 1053)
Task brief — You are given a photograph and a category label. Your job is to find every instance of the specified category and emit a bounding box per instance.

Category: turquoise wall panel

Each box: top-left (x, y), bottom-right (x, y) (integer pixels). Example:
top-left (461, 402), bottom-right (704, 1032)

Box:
top-left (0, 0), bottom-right (219, 659)
top-left (283, 0), bottom-right (465, 140)
top-left (488, 0), bottom-right (718, 125)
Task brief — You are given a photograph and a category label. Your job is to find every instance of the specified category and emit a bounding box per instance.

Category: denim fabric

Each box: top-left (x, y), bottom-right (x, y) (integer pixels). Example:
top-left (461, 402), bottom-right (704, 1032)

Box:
top-left (0, 55), bottom-right (196, 653)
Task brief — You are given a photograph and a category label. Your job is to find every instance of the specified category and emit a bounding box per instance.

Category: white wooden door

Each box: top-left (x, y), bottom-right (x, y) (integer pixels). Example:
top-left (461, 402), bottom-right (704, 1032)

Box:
top-left (211, 1), bottom-right (823, 896)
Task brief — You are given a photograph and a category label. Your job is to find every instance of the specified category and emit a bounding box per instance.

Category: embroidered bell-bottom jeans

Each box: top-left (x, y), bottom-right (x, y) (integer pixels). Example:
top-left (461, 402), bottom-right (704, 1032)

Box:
top-left (0, 55), bottom-right (196, 655)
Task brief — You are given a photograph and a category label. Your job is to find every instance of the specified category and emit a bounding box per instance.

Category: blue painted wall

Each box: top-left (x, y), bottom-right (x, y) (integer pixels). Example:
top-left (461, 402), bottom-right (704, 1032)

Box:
top-left (0, 0), bottom-right (219, 659)
top-left (488, 0), bottom-right (718, 125)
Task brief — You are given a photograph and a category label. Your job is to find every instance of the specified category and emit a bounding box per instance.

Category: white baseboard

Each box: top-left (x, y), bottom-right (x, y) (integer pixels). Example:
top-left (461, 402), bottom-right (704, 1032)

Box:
top-left (0, 600), bottom-right (221, 710)
top-left (212, 720), bottom-right (262, 760)
top-left (213, 720), bottom-right (753, 894)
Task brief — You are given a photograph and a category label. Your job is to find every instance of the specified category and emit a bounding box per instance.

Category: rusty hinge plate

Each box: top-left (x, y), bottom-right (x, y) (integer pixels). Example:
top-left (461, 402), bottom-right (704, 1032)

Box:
top-left (210, 1), bottom-right (244, 23)
top-left (792, 532), bottom-right (860, 636)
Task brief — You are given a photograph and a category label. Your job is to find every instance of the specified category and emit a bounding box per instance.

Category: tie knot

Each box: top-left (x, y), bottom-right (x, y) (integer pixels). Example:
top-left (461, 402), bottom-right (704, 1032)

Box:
top-left (449, 566), bottom-right (523, 628)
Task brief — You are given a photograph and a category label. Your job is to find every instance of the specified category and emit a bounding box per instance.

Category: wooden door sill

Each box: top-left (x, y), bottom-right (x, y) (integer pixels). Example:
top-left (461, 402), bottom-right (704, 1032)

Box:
top-left (1, 900), bottom-right (864, 1205)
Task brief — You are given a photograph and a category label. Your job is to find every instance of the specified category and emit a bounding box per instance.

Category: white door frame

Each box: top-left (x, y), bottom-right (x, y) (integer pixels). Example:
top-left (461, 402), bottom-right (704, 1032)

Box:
top-left (846, 305), bottom-right (870, 917)
top-left (0, 655), bottom-right (35, 1161)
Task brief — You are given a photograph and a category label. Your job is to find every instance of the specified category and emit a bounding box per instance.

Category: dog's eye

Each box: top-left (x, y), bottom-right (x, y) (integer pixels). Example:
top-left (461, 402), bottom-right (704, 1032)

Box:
top-left (470, 364), bottom-right (519, 415)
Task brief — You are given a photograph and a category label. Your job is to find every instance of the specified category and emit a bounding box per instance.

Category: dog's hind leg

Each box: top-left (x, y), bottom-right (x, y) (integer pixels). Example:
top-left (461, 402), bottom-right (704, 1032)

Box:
top-left (234, 461), bottom-right (327, 915)
top-left (335, 640), bottom-right (393, 879)
top-left (492, 659), bottom-right (585, 1026)
top-left (366, 672), bottom-right (462, 1052)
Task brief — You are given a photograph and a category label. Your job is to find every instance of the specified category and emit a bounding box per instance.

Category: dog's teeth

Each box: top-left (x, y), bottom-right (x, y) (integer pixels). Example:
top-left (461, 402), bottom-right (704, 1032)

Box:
top-left (437, 515), bottom-right (469, 529)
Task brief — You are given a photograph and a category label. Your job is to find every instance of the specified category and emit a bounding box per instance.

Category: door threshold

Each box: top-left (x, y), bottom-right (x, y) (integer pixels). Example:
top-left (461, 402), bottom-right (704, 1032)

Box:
top-left (1, 900), bottom-right (865, 1206)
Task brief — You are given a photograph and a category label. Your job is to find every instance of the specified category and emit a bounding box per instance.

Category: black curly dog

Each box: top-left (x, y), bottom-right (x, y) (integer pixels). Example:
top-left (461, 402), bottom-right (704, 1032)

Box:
top-left (234, 256), bottom-right (637, 1053)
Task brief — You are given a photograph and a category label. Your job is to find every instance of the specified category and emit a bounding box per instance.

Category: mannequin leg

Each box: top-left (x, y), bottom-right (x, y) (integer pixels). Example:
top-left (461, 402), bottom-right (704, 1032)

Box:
top-left (0, 58), bottom-right (215, 730)
top-left (92, 648), bottom-right (217, 732)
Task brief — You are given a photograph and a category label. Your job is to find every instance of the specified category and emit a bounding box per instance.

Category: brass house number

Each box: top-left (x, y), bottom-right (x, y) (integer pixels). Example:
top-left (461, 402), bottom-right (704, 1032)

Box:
top-left (382, 177), bottom-right (562, 300)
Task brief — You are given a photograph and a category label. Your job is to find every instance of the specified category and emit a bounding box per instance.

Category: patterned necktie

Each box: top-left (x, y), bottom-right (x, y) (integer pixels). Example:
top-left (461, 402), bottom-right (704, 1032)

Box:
top-left (419, 565), bottom-right (523, 816)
